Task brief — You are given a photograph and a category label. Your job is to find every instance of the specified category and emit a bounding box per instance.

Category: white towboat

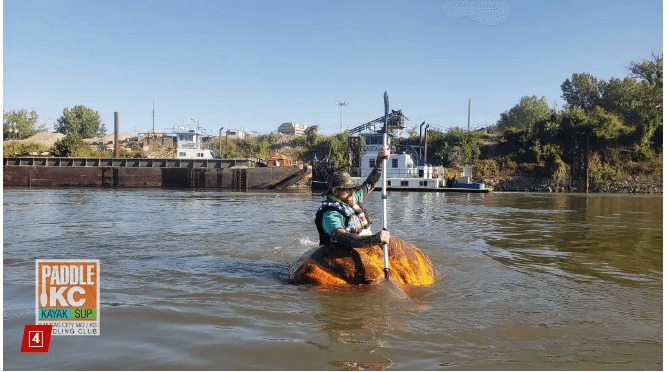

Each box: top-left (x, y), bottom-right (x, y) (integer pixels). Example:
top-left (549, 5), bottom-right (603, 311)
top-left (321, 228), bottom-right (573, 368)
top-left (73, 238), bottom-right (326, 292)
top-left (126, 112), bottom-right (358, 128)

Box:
top-left (167, 125), bottom-right (216, 159)
top-left (351, 131), bottom-right (488, 192)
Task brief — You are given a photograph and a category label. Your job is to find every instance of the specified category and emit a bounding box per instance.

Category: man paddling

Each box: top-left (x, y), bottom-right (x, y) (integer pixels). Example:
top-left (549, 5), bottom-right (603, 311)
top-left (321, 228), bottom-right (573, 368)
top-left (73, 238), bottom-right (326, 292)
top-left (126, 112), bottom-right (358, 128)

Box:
top-left (315, 145), bottom-right (390, 249)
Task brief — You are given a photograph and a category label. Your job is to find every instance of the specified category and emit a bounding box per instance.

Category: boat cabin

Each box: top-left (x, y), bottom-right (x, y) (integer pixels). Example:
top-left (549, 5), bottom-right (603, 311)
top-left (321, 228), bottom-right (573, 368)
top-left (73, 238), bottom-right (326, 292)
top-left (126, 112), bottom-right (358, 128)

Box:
top-left (170, 126), bottom-right (215, 159)
top-left (355, 133), bottom-right (441, 188)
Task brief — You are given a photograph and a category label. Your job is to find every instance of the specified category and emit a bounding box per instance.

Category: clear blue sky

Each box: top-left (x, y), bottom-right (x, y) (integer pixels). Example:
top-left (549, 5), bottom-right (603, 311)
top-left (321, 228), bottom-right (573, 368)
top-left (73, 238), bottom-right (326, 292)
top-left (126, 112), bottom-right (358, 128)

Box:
top-left (3, 0), bottom-right (663, 136)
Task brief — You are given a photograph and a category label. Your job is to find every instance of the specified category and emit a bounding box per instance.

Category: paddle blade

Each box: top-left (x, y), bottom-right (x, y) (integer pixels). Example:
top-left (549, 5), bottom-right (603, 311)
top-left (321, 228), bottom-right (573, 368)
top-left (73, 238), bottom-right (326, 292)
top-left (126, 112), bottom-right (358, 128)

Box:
top-left (383, 91), bottom-right (389, 133)
top-left (372, 274), bottom-right (408, 299)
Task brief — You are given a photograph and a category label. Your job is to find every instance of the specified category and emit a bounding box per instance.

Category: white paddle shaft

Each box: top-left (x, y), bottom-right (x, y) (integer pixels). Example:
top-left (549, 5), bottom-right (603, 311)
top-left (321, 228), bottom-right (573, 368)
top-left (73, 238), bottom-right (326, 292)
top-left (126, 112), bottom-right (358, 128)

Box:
top-left (381, 132), bottom-right (389, 279)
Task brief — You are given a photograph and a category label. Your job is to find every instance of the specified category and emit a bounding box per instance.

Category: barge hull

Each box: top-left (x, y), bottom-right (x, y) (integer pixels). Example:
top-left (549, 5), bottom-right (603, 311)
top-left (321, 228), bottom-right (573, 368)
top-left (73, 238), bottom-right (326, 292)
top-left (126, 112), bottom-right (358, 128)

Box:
top-left (3, 157), bottom-right (309, 190)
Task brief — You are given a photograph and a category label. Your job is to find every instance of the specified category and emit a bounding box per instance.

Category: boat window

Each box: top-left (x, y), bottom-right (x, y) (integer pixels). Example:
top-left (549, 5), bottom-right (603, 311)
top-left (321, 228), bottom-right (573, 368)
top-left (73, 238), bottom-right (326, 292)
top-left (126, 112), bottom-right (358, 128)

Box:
top-left (420, 181), bottom-right (428, 187)
top-left (179, 152), bottom-right (186, 157)
top-left (197, 153), bottom-right (204, 157)
top-left (366, 136), bottom-right (382, 145)
top-left (369, 158), bottom-right (376, 168)
top-left (392, 159), bottom-right (398, 168)
top-left (419, 169), bottom-right (424, 177)
top-left (401, 181), bottom-right (409, 187)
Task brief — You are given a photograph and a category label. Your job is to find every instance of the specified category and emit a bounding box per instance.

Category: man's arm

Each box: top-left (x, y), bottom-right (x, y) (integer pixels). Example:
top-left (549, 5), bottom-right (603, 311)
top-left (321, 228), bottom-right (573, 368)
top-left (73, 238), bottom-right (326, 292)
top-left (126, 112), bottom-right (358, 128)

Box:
top-left (358, 145), bottom-right (389, 199)
top-left (330, 227), bottom-right (389, 249)
top-left (322, 211), bottom-right (388, 248)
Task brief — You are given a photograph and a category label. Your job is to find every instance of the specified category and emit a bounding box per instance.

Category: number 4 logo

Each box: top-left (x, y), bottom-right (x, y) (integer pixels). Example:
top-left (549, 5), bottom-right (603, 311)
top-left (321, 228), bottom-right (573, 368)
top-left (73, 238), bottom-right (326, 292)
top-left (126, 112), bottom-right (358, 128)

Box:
top-left (30, 331), bottom-right (43, 347)
top-left (21, 325), bottom-right (53, 352)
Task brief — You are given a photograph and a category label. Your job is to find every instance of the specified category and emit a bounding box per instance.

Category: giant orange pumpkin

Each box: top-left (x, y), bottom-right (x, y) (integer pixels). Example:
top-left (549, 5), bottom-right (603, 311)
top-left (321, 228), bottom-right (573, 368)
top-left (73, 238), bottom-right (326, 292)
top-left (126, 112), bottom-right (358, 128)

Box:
top-left (289, 237), bottom-right (436, 287)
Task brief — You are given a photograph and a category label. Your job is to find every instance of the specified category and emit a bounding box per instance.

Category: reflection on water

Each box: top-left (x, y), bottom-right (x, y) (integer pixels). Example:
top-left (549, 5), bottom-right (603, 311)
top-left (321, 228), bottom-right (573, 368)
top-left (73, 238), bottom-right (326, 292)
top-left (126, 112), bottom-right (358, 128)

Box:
top-left (3, 189), bottom-right (662, 370)
top-left (477, 194), bottom-right (662, 288)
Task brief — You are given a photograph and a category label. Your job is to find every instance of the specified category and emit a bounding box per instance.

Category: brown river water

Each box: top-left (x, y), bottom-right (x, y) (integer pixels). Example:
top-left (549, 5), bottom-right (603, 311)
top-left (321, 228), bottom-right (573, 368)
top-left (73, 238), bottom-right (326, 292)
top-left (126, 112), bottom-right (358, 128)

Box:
top-left (3, 189), bottom-right (662, 370)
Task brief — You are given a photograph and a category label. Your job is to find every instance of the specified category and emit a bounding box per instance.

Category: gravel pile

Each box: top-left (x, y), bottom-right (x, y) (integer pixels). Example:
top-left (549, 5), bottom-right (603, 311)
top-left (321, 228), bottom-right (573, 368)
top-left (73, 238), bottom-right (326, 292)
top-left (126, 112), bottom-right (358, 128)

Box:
top-left (3, 132), bottom-right (65, 148)
top-left (4, 131), bottom-right (136, 148)
top-left (84, 133), bottom-right (133, 144)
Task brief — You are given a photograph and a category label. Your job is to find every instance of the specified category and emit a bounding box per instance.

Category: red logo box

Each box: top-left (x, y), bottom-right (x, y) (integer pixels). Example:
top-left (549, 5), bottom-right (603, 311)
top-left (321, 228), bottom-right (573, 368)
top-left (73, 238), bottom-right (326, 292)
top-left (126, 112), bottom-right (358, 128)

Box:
top-left (21, 325), bottom-right (53, 352)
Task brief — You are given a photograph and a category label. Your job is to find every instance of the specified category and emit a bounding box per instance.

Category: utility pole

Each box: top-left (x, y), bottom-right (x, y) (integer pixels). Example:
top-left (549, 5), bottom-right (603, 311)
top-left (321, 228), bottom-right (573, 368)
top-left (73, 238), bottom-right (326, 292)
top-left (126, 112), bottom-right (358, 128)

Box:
top-left (336, 102), bottom-right (348, 133)
top-left (424, 124), bottom-right (430, 161)
top-left (152, 99), bottom-right (155, 138)
top-left (468, 98), bottom-right (471, 132)
top-left (114, 112), bottom-right (119, 158)
top-left (219, 126), bottom-right (225, 158)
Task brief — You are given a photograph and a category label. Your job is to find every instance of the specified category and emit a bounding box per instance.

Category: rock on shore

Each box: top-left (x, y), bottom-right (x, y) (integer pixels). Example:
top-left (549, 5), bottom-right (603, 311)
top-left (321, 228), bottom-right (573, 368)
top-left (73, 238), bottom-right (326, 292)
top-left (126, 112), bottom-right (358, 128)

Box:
top-left (488, 174), bottom-right (662, 193)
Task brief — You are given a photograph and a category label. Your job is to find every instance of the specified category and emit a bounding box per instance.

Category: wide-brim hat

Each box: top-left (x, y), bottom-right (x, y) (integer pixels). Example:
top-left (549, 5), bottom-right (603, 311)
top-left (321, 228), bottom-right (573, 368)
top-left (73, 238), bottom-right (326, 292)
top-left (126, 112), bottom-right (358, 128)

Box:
top-left (322, 172), bottom-right (359, 196)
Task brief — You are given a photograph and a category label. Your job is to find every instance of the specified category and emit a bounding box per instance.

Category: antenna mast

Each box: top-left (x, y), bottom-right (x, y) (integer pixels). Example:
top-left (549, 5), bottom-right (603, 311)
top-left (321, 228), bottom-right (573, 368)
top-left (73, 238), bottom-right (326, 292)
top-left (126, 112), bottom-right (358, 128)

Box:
top-left (336, 102), bottom-right (349, 133)
top-left (468, 98), bottom-right (471, 131)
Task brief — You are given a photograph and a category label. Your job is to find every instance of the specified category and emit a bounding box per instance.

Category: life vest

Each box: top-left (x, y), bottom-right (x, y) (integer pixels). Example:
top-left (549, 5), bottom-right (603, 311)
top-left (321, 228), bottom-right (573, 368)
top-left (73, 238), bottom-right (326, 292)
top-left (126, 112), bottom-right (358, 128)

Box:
top-left (315, 197), bottom-right (371, 246)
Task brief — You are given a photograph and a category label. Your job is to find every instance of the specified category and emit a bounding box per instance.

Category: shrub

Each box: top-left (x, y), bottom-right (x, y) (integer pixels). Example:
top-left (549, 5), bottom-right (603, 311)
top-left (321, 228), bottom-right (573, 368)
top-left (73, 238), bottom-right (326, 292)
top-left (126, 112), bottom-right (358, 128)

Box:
top-left (52, 133), bottom-right (87, 157)
top-left (518, 163), bottom-right (535, 171)
top-left (502, 155), bottom-right (517, 172)
top-left (475, 158), bottom-right (498, 178)
top-left (3, 142), bottom-right (51, 156)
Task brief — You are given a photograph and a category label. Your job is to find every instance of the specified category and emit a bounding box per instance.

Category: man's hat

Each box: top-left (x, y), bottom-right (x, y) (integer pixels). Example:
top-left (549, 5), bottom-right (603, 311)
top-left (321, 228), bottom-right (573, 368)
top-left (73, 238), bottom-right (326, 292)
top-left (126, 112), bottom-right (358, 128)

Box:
top-left (323, 172), bottom-right (359, 195)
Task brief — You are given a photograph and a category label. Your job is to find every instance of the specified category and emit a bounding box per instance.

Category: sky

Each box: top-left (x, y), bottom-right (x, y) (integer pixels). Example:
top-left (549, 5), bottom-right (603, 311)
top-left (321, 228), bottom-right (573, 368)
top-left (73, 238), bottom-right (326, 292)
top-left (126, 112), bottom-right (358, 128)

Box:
top-left (2, 0), bottom-right (664, 137)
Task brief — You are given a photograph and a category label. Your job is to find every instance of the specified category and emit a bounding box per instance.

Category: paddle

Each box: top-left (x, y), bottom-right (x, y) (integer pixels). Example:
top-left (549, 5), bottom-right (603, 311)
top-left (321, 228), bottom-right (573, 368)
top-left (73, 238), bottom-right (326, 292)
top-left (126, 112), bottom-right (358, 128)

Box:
top-left (382, 91), bottom-right (390, 281)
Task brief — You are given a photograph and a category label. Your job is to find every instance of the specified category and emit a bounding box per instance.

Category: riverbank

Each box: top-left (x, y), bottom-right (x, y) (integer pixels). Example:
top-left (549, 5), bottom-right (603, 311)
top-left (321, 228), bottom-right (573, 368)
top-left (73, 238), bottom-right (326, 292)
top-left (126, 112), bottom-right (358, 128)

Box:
top-left (6, 132), bottom-right (662, 194)
top-left (487, 174), bottom-right (663, 193)
top-left (293, 175), bottom-right (663, 193)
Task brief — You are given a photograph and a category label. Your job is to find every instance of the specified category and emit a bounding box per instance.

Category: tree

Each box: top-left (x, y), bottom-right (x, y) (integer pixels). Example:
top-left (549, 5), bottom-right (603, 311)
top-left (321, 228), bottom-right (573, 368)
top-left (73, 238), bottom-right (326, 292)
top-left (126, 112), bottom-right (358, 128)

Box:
top-left (560, 73), bottom-right (606, 111)
top-left (304, 125), bottom-right (319, 148)
top-left (3, 109), bottom-right (40, 140)
top-left (497, 95), bottom-right (550, 131)
top-left (600, 77), bottom-right (642, 126)
top-left (627, 53), bottom-right (663, 152)
top-left (52, 132), bottom-right (86, 157)
top-left (435, 127), bottom-right (481, 165)
top-left (326, 131), bottom-right (350, 170)
top-left (628, 52), bottom-right (663, 87)
top-left (54, 105), bottom-right (106, 139)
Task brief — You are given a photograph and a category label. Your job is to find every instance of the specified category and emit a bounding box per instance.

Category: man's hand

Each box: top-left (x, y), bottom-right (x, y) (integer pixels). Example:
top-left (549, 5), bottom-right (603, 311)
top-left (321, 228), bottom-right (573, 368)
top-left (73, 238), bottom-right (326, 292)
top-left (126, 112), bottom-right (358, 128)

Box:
top-left (378, 145), bottom-right (390, 160)
top-left (376, 230), bottom-right (390, 244)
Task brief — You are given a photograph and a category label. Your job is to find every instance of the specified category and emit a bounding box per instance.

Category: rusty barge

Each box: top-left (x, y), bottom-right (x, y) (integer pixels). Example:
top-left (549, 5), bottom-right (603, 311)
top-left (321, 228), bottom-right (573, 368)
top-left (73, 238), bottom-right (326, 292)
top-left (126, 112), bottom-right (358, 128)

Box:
top-left (3, 157), bottom-right (310, 190)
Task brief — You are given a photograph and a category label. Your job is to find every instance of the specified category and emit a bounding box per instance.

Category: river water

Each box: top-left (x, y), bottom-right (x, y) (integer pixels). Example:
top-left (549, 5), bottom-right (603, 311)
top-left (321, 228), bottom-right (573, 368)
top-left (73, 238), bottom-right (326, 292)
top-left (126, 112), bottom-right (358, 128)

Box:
top-left (3, 188), bottom-right (663, 370)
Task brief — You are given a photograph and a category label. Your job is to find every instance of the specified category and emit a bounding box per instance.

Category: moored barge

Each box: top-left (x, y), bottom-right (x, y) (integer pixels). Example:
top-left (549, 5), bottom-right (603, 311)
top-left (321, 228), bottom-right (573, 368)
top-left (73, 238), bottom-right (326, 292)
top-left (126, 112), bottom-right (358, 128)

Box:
top-left (3, 157), bottom-right (309, 190)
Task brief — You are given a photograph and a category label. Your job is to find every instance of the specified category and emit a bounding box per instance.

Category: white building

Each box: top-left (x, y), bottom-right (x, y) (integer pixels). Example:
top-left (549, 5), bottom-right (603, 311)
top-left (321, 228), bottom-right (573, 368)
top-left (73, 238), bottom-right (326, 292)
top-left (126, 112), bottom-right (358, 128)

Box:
top-left (278, 122), bottom-right (307, 136)
top-left (226, 129), bottom-right (245, 139)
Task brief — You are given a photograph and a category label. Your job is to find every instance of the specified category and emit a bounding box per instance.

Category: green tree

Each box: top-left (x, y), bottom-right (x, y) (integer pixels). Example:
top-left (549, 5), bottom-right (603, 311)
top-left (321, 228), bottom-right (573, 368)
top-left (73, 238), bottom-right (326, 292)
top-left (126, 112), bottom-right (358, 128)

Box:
top-left (52, 132), bottom-right (86, 157)
top-left (600, 77), bottom-right (642, 126)
top-left (435, 127), bottom-right (481, 165)
top-left (304, 125), bottom-right (320, 148)
top-left (560, 73), bottom-right (606, 111)
top-left (54, 105), bottom-right (106, 139)
top-left (3, 109), bottom-right (41, 140)
top-left (326, 131), bottom-right (350, 170)
top-left (628, 52), bottom-right (663, 87)
top-left (497, 95), bottom-right (550, 131)
top-left (628, 54), bottom-right (663, 152)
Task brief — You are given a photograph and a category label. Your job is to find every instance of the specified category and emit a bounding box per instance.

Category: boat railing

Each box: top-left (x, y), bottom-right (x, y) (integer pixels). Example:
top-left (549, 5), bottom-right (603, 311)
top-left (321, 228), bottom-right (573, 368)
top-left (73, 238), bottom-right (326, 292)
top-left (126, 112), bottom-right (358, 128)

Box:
top-left (178, 143), bottom-right (201, 149)
top-left (394, 145), bottom-right (430, 167)
top-left (3, 157), bottom-right (262, 168)
top-left (384, 168), bottom-right (422, 178)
